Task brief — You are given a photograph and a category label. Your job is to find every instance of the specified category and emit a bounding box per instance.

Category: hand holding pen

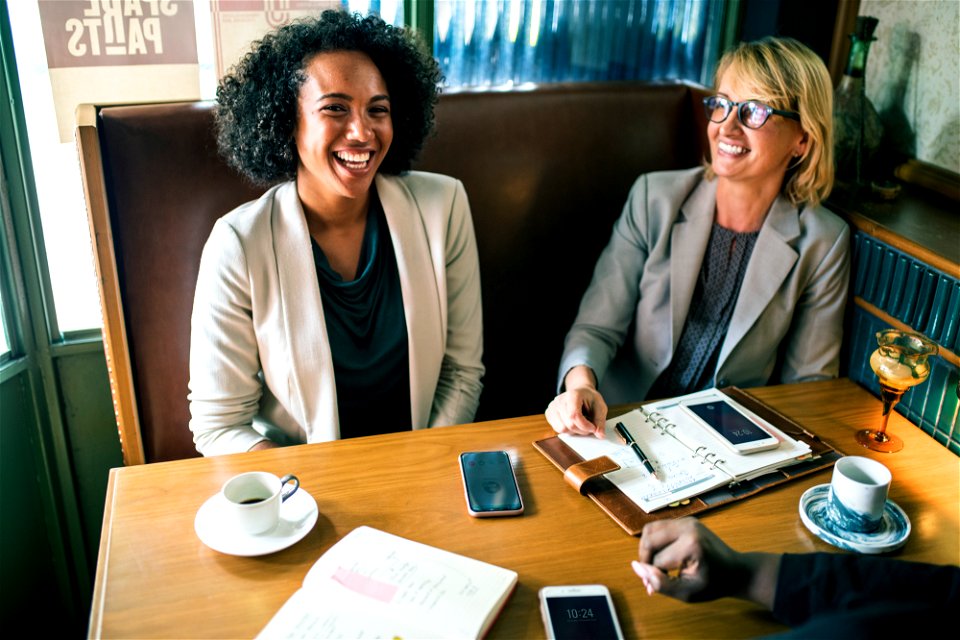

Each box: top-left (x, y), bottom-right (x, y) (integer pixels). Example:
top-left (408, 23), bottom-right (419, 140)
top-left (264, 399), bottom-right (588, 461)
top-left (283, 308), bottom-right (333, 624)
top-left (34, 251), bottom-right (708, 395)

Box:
top-left (615, 422), bottom-right (658, 479)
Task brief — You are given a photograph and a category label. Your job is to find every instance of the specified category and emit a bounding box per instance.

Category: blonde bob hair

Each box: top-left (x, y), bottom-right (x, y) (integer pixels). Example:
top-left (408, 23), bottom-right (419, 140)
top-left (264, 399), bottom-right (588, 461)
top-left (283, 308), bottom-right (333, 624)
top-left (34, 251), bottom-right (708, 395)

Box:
top-left (704, 37), bottom-right (834, 208)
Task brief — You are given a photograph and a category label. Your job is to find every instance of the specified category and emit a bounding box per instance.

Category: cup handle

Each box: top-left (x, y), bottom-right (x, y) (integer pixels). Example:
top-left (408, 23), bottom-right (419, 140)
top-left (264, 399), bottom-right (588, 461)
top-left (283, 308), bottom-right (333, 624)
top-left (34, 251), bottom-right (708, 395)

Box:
top-left (279, 474), bottom-right (300, 502)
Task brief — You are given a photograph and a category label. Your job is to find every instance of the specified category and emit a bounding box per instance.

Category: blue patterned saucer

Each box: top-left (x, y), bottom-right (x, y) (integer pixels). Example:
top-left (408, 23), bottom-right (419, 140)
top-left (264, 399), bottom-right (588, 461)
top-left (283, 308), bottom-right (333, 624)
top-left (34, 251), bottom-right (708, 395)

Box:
top-left (799, 484), bottom-right (911, 554)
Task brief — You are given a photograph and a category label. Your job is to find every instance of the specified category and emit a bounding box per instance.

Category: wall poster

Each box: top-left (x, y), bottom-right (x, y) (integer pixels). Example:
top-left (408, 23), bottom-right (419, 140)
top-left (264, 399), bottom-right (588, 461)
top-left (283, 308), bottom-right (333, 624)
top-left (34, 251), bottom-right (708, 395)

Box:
top-left (38, 0), bottom-right (201, 142)
top-left (210, 0), bottom-right (340, 79)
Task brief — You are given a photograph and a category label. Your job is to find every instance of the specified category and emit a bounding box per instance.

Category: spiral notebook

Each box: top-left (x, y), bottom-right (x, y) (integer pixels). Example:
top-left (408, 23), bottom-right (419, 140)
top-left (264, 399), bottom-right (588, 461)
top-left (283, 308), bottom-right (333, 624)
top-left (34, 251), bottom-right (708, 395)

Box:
top-left (533, 387), bottom-right (840, 535)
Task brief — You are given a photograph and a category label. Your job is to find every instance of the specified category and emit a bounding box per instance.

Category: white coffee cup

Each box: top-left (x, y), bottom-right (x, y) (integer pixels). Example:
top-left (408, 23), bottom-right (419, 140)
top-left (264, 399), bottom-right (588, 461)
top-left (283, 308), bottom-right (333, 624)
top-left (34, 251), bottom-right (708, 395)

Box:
top-left (828, 456), bottom-right (891, 533)
top-left (221, 471), bottom-right (300, 534)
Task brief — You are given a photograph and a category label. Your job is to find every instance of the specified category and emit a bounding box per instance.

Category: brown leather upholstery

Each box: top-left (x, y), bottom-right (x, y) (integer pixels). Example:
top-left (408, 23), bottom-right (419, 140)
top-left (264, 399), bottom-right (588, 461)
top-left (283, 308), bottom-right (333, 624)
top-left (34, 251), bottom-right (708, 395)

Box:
top-left (79, 102), bottom-right (265, 464)
top-left (419, 83), bottom-right (709, 420)
top-left (78, 82), bottom-right (709, 464)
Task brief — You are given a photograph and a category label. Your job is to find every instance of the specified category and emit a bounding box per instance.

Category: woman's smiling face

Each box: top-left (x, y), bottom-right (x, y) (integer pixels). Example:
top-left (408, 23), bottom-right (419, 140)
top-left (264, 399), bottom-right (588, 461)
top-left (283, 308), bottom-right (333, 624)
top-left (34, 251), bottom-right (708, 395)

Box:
top-left (708, 68), bottom-right (807, 192)
top-left (294, 50), bottom-right (393, 209)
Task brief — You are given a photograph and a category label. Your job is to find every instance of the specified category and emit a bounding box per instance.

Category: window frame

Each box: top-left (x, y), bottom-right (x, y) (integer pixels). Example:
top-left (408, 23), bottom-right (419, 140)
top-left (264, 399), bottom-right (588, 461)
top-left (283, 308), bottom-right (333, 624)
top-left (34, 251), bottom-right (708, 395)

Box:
top-left (1, 2), bottom-right (101, 355)
top-left (0, 0), bottom-right (92, 617)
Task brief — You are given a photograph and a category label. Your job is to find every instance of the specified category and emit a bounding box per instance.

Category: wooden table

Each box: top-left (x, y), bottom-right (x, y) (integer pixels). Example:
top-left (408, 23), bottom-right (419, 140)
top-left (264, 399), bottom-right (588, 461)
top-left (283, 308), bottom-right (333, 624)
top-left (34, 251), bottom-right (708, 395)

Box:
top-left (88, 379), bottom-right (959, 639)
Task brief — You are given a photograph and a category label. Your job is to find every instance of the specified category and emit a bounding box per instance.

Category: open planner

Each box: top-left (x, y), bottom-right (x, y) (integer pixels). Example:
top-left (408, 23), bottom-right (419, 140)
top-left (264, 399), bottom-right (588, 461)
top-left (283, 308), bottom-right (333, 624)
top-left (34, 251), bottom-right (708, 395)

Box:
top-left (534, 387), bottom-right (840, 535)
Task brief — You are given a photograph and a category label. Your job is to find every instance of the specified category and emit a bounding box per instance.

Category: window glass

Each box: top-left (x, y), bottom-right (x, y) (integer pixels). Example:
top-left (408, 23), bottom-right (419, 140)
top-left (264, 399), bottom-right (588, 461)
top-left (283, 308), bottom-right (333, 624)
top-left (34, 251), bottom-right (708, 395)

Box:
top-left (434, 0), bottom-right (723, 89)
top-left (0, 285), bottom-right (9, 355)
top-left (1, 163), bottom-right (12, 357)
top-left (7, 0), bottom-right (102, 333)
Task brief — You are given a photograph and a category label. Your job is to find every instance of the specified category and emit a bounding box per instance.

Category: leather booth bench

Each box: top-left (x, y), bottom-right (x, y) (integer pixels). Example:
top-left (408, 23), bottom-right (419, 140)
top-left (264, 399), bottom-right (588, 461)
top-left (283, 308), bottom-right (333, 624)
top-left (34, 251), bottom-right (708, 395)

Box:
top-left (78, 81), bottom-right (710, 464)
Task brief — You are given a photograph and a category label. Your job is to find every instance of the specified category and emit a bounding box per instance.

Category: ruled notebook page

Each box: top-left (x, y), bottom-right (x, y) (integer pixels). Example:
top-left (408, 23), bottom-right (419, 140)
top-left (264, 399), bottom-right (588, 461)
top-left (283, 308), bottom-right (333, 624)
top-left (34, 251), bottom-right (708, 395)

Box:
top-left (256, 526), bottom-right (517, 639)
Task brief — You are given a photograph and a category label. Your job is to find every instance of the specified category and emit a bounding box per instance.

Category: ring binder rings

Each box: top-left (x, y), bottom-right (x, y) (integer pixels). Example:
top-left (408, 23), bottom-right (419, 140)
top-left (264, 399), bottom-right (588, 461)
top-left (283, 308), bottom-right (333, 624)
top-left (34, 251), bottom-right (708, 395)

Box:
top-left (533, 387), bottom-right (841, 536)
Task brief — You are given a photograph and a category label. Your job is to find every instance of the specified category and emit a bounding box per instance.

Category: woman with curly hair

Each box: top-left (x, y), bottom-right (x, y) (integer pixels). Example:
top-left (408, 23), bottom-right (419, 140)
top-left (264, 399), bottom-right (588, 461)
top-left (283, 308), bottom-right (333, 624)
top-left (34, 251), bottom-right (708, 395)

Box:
top-left (189, 10), bottom-right (483, 455)
top-left (546, 37), bottom-right (850, 438)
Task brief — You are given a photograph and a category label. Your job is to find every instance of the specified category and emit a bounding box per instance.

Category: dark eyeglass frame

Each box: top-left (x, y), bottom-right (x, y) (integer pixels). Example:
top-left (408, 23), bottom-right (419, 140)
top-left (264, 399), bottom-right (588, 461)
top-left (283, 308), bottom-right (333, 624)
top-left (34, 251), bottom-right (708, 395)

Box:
top-left (702, 95), bottom-right (800, 129)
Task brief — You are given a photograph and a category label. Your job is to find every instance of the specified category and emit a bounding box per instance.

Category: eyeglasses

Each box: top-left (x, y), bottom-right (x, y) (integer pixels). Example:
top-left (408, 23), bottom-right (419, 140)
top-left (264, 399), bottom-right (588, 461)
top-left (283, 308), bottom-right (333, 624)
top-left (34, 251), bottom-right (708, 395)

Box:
top-left (702, 95), bottom-right (800, 129)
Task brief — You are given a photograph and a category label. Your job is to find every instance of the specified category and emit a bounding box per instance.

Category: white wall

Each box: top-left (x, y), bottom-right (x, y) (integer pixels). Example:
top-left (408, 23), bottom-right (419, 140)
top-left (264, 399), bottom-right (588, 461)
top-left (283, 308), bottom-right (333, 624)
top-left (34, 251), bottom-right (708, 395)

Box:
top-left (859, 0), bottom-right (960, 174)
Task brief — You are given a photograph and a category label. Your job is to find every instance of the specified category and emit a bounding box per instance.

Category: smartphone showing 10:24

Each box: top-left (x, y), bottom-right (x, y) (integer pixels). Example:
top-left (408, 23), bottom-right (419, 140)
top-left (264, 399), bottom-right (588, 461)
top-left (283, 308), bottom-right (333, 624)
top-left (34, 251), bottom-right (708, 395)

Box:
top-left (539, 584), bottom-right (625, 640)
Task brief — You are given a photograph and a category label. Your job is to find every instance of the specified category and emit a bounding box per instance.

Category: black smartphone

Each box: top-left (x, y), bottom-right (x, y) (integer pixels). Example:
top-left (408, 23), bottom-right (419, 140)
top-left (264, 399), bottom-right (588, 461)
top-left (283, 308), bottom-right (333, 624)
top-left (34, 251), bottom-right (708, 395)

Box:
top-left (458, 450), bottom-right (524, 517)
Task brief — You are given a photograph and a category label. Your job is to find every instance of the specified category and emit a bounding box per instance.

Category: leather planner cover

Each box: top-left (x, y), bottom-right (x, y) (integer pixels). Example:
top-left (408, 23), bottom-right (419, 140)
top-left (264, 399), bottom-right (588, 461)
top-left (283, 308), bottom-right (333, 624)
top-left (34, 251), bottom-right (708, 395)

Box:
top-left (533, 386), bottom-right (842, 536)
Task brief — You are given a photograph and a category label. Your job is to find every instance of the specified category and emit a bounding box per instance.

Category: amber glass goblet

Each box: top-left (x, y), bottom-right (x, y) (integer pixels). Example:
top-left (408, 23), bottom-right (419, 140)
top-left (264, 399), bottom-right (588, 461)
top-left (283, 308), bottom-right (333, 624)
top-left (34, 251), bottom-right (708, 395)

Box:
top-left (856, 329), bottom-right (938, 453)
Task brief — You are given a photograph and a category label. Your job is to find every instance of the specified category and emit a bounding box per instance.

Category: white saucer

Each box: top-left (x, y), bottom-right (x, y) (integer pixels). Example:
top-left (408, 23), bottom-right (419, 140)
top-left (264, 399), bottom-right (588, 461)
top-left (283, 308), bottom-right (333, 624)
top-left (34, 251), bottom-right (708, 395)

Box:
top-left (195, 488), bottom-right (318, 556)
top-left (799, 484), bottom-right (910, 554)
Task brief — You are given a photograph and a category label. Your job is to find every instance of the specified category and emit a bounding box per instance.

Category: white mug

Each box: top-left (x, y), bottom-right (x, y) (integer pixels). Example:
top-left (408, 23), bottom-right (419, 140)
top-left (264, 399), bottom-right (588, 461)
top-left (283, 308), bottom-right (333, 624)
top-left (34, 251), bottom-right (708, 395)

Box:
top-left (828, 456), bottom-right (891, 533)
top-left (221, 471), bottom-right (300, 534)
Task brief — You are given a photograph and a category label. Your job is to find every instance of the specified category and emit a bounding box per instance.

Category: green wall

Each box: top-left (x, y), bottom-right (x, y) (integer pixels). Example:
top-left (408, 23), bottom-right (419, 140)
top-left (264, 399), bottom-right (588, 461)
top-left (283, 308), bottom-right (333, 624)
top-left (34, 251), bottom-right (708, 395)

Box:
top-left (55, 346), bottom-right (123, 563)
top-left (0, 369), bottom-right (65, 629)
top-left (0, 344), bottom-right (120, 634)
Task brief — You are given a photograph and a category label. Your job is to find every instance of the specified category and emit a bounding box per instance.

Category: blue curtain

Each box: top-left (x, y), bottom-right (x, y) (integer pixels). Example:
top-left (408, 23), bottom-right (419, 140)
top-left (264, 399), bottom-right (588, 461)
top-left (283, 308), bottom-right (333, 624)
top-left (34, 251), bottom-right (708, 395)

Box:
top-left (434, 0), bottom-right (724, 89)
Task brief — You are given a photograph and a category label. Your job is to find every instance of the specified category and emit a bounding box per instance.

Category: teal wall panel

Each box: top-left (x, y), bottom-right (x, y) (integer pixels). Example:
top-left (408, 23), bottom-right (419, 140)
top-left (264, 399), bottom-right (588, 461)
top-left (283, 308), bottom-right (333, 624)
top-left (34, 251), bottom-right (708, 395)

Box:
top-left (851, 231), bottom-right (960, 351)
top-left (847, 230), bottom-right (960, 456)
top-left (0, 372), bottom-right (80, 634)
top-left (55, 348), bottom-right (122, 563)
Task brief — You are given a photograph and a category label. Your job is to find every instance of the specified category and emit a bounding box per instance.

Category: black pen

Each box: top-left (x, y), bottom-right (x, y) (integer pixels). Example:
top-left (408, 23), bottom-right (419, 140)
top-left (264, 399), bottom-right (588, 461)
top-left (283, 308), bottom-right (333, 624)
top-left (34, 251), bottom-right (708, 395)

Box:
top-left (614, 422), bottom-right (658, 479)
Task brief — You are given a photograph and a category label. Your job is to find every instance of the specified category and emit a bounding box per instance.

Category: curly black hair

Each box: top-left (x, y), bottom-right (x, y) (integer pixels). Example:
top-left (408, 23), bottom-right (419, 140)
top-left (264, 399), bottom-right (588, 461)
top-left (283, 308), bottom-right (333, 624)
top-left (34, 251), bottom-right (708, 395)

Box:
top-left (215, 10), bottom-right (442, 185)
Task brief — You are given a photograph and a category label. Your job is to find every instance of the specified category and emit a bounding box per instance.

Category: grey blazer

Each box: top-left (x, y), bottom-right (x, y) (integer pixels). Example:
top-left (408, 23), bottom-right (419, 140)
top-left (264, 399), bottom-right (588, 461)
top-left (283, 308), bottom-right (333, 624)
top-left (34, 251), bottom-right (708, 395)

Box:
top-left (558, 167), bottom-right (850, 404)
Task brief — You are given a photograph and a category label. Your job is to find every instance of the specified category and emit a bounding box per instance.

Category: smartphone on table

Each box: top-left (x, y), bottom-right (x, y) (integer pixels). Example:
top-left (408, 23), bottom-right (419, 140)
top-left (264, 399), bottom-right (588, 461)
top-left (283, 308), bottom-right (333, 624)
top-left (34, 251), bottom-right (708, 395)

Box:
top-left (458, 450), bottom-right (524, 517)
top-left (539, 584), bottom-right (625, 640)
top-left (680, 398), bottom-right (780, 454)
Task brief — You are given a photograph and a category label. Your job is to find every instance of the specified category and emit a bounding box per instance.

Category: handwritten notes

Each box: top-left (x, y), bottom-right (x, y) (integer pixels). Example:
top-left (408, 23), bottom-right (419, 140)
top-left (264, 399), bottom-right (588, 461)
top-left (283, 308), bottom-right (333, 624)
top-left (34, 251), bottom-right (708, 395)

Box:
top-left (256, 527), bottom-right (517, 640)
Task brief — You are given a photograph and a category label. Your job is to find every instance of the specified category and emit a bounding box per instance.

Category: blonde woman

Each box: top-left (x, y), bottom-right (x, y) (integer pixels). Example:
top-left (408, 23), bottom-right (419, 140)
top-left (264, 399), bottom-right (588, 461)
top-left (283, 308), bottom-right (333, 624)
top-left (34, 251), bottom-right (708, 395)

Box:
top-left (547, 37), bottom-right (849, 437)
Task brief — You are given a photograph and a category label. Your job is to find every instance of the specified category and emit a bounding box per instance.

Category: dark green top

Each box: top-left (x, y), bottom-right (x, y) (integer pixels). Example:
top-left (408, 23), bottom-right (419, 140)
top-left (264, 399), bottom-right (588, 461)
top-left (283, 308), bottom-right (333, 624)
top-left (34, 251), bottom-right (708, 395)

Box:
top-left (311, 192), bottom-right (411, 438)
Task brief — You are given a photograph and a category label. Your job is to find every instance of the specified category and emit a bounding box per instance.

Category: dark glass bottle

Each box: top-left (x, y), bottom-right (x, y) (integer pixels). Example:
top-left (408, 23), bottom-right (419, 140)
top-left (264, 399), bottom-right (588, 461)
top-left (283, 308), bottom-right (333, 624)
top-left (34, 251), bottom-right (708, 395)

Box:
top-left (833, 16), bottom-right (883, 186)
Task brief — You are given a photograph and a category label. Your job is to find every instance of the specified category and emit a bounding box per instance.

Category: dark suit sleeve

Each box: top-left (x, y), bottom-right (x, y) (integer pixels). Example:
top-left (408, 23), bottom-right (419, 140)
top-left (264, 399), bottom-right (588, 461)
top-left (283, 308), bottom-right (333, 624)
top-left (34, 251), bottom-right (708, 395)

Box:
top-left (772, 553), bottom-right (960, 634)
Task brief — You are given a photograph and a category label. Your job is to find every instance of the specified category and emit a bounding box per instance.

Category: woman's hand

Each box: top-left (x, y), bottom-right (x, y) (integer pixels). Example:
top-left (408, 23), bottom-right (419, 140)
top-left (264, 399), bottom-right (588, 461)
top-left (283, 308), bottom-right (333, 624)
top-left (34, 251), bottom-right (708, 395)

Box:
top-left (631, 518), bottom-right (780, 609)
top-left (544, 366), bottom-right (608, 438)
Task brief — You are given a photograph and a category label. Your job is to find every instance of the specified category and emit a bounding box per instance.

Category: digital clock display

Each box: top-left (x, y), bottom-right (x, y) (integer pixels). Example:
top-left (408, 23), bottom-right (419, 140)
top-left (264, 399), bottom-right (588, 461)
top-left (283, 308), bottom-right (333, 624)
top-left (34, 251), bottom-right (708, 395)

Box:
top-left (545, 595), bottom-right (619, 639)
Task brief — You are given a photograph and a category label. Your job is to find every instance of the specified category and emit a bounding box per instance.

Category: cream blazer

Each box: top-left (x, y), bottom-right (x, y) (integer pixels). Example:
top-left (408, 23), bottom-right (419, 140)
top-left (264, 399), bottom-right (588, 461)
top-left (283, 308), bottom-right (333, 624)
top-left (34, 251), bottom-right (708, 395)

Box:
top-left (189, 172), bottom-right (484, 456)
top-left (559, 167), bottom-right (851, 403)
